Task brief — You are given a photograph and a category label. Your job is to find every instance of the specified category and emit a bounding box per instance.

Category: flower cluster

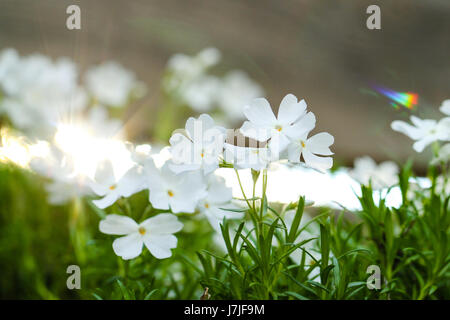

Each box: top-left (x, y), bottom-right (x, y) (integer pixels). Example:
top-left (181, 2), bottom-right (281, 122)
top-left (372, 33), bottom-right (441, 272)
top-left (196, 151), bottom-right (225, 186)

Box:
top-left (0, 48), bottom-right (145, 204)
top-left (164, 47), bottom-right (264, 123)
top-left (90, 93), bottom-right (334, 260)
top-left (0, 49), bottom-right (143, 140)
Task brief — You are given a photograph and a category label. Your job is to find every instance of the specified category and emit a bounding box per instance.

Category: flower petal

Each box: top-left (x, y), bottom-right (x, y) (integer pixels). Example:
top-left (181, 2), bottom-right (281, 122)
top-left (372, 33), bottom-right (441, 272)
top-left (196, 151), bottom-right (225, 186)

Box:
top-left (303, 149), bottom-right (333, 171)
top-left (287, 142), bottom-right (302, 163)
top-left (92, 192), bottom-right (120, 209)
top-left (277, 94), bottom-right (306, 124)
top-left (268, 131), bottom-right (290, 154)
top-left (141, 213), bottom-right (183, 234)
top-left (149, 190), bottom-right (170, 210)
top-left (391, 120), bottom-right (423, 140)
top-left (206, 175), bottom-right (233, 204)
top-left (240, 121), bottom-right (272, 141)
top-left (412, 135), bottom-right (436, 153)
top-left (307, 132), bottom-right (334, 155)
top-left (144, 234), bottom-right (177, 259)
top-left (284, 112), bottom-right (316, 139)
top-left (117, 166), bottom-right (145, 198)
top-left (112, 233), bottom-right (143, 260)
top-left (94, 159), bottom-right (116, 186)
top-left (185, 113), bottom-right (216, 138)
top-left (243, 98), bottom-right (276, 126)
top-left (89, 182), bottom-right (109, 197)
top-left (99, 214), bottom-right (139, 235)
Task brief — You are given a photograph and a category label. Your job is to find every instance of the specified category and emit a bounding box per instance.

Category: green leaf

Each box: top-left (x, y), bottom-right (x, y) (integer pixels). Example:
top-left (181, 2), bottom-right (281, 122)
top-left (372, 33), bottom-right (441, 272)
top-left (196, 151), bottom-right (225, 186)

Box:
top-left (144, 289), bottom-right (159, 300)
top-left (283, 291), bottom-right (309, 300)
top-left (287, 196), bottom-right (305, 244)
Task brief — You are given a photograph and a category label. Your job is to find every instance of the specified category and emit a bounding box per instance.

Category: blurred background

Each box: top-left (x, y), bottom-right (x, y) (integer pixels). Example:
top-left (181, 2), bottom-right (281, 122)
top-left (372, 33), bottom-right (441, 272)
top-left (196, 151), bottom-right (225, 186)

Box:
top-left (1, 0), bottom-right (449, 168)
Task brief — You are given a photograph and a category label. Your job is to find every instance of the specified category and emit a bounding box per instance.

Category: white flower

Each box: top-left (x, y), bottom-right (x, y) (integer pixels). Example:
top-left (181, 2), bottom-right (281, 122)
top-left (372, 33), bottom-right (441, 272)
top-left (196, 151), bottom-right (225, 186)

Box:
top-left (126, 143), bottom-right (152, 165)
top-left (223, 143), bottom-right (276, 171)
top-left (84, 61), bottom-right (139, 107)
top-left (240, 94), bottom-right (308, 152)
top-left (431, 143), bottom-right (450, 165)
top-left (198, 174), bottom-right (243, 231)
top-left (99, 214), bottom-right (183, 260)
top-left (90, 160), bottom-right (145, 209)
top-left (440, 100), bottom-right (450, 116)
top-left (169, 114), bottom-right (226, 175)
top-left (181, 75), bottom-right (221, 112)
top-left (145, 160), bottom-right (207, 213)
top-left (217, 70), bottom-right (264, 122)
top-left (349, 156), bottom-right (399, 190)
top-left (286, 113), bottom-right (334, 171)
top-left (166, 47), bottom-right (220, 84)
top-left (0, 53), bottom-right (78, 97)
top-left (391, 116), bottom-right (450, 152)
top-left (0, 52), bottom-right (87, 139)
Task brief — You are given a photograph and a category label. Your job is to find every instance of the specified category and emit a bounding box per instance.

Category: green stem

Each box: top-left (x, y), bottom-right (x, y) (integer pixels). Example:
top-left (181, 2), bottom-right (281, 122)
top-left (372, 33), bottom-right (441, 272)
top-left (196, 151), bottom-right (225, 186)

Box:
top-left (234, 168), bottom-right (259, 235)
top-left (259, 169), bottom-right (268, 221)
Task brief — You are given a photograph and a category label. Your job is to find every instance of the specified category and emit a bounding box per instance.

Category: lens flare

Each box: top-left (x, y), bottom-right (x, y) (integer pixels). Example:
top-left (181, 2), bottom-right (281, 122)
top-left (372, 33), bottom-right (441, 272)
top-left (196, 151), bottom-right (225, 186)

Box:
top-left (1, 120), bottom-right (134, 181)
top-left (53, 122), bottom-right (134, 180)
top-left (0, 128), bottom-right (50, 168)
top-left (370, 84), bottom-right (418, 109)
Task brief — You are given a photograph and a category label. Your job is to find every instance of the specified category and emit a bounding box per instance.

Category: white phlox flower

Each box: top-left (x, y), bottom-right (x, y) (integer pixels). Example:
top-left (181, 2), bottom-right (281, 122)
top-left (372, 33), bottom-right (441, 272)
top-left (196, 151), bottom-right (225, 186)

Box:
top-left (84, 61), bottom-right (140, 107)
top-left (240, 94), bottom-right (308, 153)
top-left (99, 214), bottom-right (183, 260)
top-left (145, 160), bottom-right (207, 213)
top-left (180, 75), bottom-right (221, 112)
top-left (90, 159), bottom-right (145, 209)
top-left (198, 174), bottom-right (243, 231)
top-left (349, 156), bottom-right (399, 190)
top-left (169, 114), bottom-right (226, 175)
top-left (391, 115), bottom-right (450, 153)
top-left (166, 47), bottom-right (221, 88)
top-left (285, 112), bottom-right (334, 171)
top-left (0, 50), bottom-right (88, 139)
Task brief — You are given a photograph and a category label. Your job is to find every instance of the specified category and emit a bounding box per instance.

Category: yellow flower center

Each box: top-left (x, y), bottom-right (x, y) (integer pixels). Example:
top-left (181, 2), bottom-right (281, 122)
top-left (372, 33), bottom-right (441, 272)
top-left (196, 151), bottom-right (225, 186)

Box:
top-left (168, 190), bottom-right (174, 197)
top-left (204, 203), bottom-right (210, 209)
top-left (275, 125), bottom-right (283, 132)
top-left (300, 140), bottom-right (306, 148)
top-left (138, 227), bottom-right (146, 235)
top-left (109, 185), bottom-right (117, 190)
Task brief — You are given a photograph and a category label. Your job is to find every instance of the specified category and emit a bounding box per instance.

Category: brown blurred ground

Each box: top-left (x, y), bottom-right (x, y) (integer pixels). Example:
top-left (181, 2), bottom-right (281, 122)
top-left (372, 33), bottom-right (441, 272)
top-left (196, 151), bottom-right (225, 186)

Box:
top-left (0, 0), bottom-right (449, 168)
